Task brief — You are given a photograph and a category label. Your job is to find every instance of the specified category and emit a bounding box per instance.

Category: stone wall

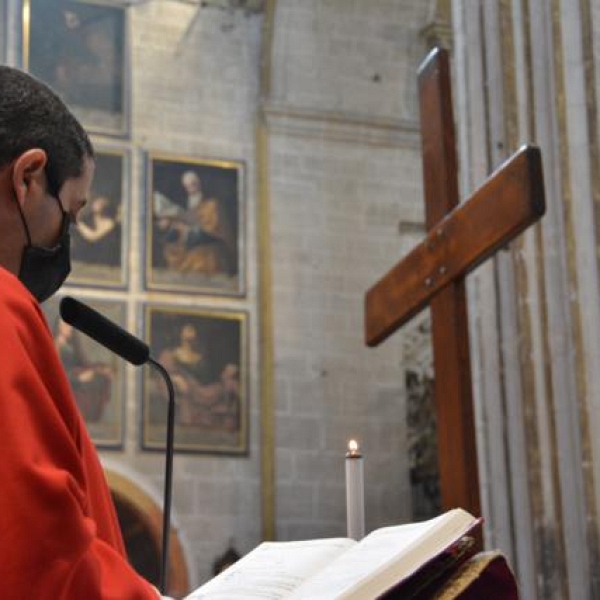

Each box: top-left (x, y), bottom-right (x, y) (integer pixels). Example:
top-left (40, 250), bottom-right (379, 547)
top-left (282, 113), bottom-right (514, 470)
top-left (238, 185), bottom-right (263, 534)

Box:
top-left (266, 0), bottom-right (431, 540)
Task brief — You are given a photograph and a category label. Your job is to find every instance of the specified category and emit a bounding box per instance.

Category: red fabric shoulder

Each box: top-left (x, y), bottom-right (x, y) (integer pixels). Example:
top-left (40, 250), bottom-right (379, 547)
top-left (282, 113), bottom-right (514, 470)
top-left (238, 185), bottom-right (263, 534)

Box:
top-left (0, 269), bottom-right (157, 599)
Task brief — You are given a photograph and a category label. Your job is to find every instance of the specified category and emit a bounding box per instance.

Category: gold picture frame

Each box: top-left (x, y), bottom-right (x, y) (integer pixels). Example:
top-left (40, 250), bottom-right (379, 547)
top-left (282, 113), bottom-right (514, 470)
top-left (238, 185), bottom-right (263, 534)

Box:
top-left (70, 147), bottom-right (129, 288)
top-left (45, 296), bottom-right (126, 449)
top-left (23, 0), bottom-right (129, 137)
top-left (145, 153), bottom-right (245, 296)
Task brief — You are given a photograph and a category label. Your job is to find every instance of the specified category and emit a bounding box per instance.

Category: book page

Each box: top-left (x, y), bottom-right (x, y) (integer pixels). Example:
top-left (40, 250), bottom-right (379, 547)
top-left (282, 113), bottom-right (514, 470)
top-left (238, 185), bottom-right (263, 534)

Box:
top-left (288, 510), bottom-right (475, 600)
top-left (185, 538), bottom-right (354, 600)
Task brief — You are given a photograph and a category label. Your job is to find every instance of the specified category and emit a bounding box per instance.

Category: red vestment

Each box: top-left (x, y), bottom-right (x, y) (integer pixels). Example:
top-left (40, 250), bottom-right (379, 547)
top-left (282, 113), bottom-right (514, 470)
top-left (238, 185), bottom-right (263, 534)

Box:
top-left (0, 267), bottom-right (157, 599)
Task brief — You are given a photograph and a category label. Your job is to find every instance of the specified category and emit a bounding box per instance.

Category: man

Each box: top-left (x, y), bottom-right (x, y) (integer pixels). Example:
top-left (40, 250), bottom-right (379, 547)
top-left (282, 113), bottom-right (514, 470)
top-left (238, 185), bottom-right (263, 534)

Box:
top-left (0, 66), bottom-right (165, 598)
top-left (181, 170), bottom-right (203, 210)
top-left (166, 175), bottom-right (235, 277)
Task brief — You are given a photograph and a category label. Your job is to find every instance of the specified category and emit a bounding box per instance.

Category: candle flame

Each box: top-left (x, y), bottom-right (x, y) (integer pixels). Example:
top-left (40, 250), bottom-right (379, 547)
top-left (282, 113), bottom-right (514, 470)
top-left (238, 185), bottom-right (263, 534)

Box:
top-left (348, 439), bottom-right (359, 453)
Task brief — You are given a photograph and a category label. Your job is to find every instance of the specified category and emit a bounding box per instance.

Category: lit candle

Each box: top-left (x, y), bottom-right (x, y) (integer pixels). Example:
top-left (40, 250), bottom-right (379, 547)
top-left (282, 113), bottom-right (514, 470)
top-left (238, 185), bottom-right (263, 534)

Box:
top-left (345, 439), bottom-right (365, 540)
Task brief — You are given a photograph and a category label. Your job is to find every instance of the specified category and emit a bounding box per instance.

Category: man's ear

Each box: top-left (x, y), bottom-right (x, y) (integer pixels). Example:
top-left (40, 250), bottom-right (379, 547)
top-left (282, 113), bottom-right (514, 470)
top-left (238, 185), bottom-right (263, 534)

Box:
top-left (11, 149), bottom-right (48, 207)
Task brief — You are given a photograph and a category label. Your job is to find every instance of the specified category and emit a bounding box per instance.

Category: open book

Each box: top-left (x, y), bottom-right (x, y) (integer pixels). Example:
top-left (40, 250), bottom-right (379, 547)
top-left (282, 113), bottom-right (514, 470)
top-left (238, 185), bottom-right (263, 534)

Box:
top-left (185, 508), bottom-right (481, 600)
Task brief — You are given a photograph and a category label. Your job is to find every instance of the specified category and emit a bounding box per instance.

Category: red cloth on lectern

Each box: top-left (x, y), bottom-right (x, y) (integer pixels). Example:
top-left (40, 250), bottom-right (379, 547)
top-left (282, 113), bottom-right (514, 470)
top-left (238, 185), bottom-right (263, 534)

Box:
top-left (451, 553), bottom-right (519, 599)
top-left (0, 267), bottom-right (156, 599)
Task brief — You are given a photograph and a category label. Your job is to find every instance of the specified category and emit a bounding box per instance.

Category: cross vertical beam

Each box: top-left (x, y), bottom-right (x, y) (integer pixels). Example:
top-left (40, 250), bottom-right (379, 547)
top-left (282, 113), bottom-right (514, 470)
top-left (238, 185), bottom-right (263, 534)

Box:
top-left (418, 49), bottom-right (480, 516)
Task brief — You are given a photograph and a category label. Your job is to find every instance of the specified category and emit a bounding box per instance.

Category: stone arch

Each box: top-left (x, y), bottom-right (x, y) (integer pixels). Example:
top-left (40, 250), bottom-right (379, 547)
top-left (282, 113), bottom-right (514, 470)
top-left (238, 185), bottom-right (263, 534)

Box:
top-left (105, 468), bottom-right (191, 597)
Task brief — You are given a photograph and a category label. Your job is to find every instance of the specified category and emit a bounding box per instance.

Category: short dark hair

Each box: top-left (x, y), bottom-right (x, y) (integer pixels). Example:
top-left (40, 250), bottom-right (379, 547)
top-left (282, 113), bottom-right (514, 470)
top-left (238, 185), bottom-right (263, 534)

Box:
top-left (0, 66), bottom-right (93, 196)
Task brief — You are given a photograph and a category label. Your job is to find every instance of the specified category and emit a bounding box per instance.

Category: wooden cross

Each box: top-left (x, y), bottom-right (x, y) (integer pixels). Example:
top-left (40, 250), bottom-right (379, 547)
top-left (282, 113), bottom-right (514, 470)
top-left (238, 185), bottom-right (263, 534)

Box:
top-left (365, 47), bottom-right (545, 520)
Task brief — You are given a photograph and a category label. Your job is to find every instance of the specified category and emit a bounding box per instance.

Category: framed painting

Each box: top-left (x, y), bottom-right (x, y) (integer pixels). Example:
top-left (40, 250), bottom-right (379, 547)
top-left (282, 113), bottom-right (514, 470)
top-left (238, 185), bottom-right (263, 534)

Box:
top-left (70, 148), bottom-right (128, 287)
top-left (142, 304), bottom-right (248, 454)
top-left (23, 0), bottom-right (129, 137)
top-left (44, 296), bottom-right (126, 449)
top-left (146, 154), bottom-right (245, 296)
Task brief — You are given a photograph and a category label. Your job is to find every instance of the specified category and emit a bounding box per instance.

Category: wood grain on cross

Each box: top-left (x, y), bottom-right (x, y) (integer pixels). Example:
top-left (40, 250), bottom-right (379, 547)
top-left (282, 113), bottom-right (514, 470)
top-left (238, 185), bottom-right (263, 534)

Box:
top-left (365, 47), bottom-right (545, 520)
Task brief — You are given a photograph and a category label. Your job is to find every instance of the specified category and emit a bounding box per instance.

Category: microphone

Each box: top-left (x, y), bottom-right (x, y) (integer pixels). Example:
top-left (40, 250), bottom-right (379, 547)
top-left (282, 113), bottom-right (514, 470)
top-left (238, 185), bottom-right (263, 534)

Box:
top-left (59, 296), bottom-right (176, 595)
top-left (60, 296), bottom-right (149, 365)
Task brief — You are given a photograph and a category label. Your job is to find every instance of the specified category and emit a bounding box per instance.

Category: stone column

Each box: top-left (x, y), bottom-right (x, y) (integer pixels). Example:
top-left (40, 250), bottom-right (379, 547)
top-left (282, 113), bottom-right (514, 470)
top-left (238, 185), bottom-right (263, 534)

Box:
top-left (453, 0), bottom-right (600, 598)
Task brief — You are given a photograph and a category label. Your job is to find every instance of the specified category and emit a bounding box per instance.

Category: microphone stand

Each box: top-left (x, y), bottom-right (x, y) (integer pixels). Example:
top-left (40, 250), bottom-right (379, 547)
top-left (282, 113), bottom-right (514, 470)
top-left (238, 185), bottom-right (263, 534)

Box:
top-left (148, 357), bottom-right (176, 595)
top-left (59, 298), bottom-right (177, 594)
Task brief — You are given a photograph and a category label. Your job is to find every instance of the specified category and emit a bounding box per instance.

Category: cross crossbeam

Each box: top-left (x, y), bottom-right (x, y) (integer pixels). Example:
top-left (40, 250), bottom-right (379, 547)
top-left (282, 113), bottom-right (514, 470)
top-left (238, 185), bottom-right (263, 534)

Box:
top-left (365, 47), bottom-right (545, 521)
top-left (365, 146), bottom-right (544, 347)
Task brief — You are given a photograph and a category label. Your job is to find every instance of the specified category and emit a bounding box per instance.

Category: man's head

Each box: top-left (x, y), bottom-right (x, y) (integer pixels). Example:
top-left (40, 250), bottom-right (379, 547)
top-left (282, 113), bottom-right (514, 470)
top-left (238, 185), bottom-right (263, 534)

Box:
top-left (90, 195), bottom-right (111, 216)
top-left (180, 323), bottom-right (198, 345)
top-left (0, 66), bottom-right (94, 297)
top-left (181, 171), bottom-right (201, 195)
top-left (0, 66), bottom-right (93, 197)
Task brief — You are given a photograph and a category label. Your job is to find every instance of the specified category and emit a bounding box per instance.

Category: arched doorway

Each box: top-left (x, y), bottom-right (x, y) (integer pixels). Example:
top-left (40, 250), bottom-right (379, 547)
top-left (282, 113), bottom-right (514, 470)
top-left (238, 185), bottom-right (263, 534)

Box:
top-left (111, 491), bottom-right (161, 586)
top-left (105, 469), bottom-right (190, 597)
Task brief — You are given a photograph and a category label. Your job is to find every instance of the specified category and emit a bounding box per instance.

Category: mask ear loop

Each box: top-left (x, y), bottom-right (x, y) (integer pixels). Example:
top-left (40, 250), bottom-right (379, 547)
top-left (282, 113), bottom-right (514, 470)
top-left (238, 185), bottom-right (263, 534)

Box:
top-left (57, 204), bottom-right (71, 236)
top-left (47, 174), bottom-right (70, 225)
top-left (12, 191), bottom-right (33, 246)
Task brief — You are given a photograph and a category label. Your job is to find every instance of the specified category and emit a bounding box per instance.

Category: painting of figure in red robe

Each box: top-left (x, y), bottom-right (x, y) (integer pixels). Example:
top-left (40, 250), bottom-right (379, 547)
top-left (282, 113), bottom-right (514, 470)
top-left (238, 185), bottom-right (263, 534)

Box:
top-left (44, 297), bottom-right (126, 449)
top-left (143, 304), bottom-right (248, 454)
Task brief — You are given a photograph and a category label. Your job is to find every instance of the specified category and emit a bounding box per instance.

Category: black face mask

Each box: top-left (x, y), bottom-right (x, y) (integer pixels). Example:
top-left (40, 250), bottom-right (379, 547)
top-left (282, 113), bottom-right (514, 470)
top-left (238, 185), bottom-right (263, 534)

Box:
top-left (16, 195), bottom-right (72, 303)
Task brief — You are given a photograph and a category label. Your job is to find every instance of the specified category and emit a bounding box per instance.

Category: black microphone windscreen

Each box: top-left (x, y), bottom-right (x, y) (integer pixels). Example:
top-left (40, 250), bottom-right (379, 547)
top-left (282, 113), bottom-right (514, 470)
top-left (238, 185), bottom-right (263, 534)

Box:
top-left (59, 296), bottom-right (149, 366)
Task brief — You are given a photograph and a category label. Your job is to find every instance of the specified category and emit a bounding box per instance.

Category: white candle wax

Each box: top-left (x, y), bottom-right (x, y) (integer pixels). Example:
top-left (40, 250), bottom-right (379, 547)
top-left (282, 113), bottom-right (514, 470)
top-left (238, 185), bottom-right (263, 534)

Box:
top-left (345, 439), bottom-right (365, 540)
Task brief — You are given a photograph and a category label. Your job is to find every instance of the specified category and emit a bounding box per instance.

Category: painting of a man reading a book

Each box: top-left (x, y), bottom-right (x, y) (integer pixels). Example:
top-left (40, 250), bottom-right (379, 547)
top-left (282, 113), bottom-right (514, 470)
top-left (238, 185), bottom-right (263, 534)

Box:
top-left (147, 155), bottom-right (244, 296)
